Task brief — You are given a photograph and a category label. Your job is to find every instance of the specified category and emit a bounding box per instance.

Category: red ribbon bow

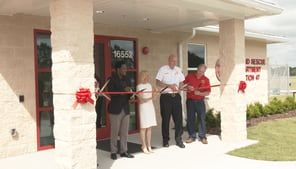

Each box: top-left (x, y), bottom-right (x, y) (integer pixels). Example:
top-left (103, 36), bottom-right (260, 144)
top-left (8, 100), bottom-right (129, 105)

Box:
top-left (238, 81), bottom-right (247, 93)
top-left (73, 88), bottom-right (94, 109)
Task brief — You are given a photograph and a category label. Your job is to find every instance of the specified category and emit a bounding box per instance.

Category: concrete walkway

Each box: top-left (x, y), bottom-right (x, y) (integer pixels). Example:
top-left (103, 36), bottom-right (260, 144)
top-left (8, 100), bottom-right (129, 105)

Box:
top-left (1, 127), bottom-right (296, 169)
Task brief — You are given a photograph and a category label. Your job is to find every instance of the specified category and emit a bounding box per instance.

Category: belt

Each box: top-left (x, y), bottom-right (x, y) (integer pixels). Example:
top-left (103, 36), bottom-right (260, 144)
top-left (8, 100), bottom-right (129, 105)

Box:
top-left (162, 93), bottom-right (179, 97)
top-left (187, 98), bottom-right (204, 102)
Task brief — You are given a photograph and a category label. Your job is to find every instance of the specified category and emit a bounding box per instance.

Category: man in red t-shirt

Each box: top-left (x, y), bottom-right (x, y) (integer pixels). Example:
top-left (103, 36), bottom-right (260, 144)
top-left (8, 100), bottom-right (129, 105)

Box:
top-left (183, 64), bottom-right (211, 144)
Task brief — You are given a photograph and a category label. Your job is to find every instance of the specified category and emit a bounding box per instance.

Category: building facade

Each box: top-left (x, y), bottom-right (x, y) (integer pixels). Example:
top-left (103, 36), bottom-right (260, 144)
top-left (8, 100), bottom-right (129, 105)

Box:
top-left (0, 0), bottom-right (284, 169)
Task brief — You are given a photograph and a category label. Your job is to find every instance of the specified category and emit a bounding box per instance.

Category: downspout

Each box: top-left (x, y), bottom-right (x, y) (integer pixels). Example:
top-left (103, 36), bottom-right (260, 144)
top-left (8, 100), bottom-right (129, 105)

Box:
top-left (178, 28), bottom-right (197, 126)
top-left (178, 28), bottom-right (197, 69)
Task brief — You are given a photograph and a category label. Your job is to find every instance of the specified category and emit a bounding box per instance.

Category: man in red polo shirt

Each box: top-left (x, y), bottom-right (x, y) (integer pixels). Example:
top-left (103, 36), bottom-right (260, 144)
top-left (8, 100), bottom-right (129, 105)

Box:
top-left (184, 64), bottom-right (211, 144)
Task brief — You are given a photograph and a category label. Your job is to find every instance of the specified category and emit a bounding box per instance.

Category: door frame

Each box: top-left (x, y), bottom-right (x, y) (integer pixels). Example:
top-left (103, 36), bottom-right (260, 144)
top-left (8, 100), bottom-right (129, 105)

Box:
top-left (34, 29), bottom-right (55, 151)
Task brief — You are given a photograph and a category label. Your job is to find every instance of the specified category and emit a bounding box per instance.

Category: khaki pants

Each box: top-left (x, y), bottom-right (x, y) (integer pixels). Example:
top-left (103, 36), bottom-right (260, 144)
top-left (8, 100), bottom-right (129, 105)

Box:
top-left (110, 110), bottom-right (130, 154)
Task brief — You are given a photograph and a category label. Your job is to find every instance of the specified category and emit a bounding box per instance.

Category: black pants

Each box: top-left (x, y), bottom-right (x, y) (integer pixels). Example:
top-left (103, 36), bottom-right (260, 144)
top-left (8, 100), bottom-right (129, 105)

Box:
top-left (95, 96), bottom-right (104, 128)
top-left (160, 93), bottom-right (183, 144)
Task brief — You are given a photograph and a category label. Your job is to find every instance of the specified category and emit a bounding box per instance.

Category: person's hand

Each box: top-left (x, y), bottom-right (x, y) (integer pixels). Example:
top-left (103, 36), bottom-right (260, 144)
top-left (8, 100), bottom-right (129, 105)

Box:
top-left (169, 84), bottom-right (178, 91)
top-left (194, 90), bottom-right (201, 96)
top-left (187, 85), bottom-right (194, 91)
top-left (129, 96), bottom-right (136, 102)
top-left (124, 87), bottom-right (132, 92)
top-left (152, 87), bottom-right (159, 97)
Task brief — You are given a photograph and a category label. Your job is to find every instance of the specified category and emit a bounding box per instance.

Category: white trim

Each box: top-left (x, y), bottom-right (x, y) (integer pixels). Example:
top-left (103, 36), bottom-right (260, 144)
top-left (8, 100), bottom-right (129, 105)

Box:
top-left (194, 26), bottom-right (287, 44)
top-left (245, 31), bottom-right (287, 43)
top-left (224, 0), bottom-right (283, 16)
top-left (188, 68), bottom-right (198, 71)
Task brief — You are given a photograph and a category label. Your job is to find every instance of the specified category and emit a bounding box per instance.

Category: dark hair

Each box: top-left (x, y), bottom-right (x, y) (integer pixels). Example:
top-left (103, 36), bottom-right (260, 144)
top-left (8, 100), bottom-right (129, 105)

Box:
top-left (114, 61), bottom-right (126, 69)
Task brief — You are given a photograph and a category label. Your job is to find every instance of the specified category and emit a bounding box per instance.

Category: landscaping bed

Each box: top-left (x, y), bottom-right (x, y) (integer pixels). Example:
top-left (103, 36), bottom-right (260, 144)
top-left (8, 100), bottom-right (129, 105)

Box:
top-left (247, 110), bottom-right (296, 127)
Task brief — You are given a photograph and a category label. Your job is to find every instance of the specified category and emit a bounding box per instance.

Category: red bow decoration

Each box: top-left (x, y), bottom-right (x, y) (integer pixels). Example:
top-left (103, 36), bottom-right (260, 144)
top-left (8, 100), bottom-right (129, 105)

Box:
top-left (238, 81), bottom-right (247, 93)
top-left (73, 88), bottom-right (94, 109)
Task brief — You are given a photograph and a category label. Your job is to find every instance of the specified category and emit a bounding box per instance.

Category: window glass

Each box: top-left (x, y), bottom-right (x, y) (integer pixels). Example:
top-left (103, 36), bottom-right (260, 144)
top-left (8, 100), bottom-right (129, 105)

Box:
top-left (40, 111), bottom-right (54, 146)
top-left (126, 72), bottom-right (136, 91)
top-left (110, 40), bottom-right (135, 69)
top-left (37, 34), bottom-right (52, 68)
top-left (188, 44), bottom-right (205, 69)
top-left (38, 72), bottom-right (53, 107)
top-left (126, 72), bottom-right (137, 131)
top-left (94, 42), bottom-right (107, 128)
top-left (129, 103), bottom-right (137, 131)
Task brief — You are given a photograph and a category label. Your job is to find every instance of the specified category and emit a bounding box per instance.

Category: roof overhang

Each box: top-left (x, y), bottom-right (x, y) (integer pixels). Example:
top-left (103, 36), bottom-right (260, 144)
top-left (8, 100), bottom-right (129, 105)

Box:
top-left (195, 26), bottom-right (287, 44)
top-left (0, 0), bottom-right (283, 32)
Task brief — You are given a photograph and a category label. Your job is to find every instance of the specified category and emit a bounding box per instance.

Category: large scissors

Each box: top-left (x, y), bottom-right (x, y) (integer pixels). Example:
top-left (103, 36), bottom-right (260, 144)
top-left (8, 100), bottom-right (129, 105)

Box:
top-left (96, 79), bottom-right (111, 101)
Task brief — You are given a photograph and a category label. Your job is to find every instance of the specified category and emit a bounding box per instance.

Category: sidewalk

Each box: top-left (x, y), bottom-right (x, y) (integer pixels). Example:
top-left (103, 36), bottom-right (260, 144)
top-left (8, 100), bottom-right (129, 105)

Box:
top-left (1, 127), bottom-right (296, 169)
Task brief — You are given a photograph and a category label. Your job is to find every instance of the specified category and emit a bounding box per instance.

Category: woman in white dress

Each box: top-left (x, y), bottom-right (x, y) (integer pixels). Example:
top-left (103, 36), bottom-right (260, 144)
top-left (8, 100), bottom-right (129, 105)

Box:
top-left (137, 70), bottom-right (157, 154)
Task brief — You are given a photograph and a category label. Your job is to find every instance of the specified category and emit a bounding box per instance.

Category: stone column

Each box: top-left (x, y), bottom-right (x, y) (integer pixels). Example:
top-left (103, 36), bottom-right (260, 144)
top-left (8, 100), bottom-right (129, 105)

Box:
top-left (50, 0), bottom-right (96, 169)
top-left (219, 19), bottom-right (247, 142)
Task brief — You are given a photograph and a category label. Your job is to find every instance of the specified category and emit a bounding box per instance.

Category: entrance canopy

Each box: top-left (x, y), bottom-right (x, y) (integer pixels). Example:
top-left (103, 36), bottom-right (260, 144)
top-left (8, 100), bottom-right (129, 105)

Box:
top-left (0, 0), bottom-right (282, 32)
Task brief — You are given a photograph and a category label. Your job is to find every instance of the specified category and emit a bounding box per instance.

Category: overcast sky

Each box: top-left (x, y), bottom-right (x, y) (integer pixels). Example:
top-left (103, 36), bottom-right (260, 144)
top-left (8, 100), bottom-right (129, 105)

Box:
top-left (245, 0), bottom-right (296, 66)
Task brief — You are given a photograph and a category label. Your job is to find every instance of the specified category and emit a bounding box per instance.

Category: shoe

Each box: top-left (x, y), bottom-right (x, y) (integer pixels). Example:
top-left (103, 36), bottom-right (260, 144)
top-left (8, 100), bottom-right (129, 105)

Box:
top-left (148, 147), bottom-right (154, 153)
top-left (141, 147), bottom-right (149, 154)
top-left (120, 152), bottom-right (134, 158)
top-left (176, 142), bottom-right (185, 148)
top-left (185, 137), bottom-right (196, 144)
top-left (163, 143), bottom-right (169, 147)
top-left (110, 153), bottom-right (117, 160)
top-left (200, 138), bottom-right (208, 144)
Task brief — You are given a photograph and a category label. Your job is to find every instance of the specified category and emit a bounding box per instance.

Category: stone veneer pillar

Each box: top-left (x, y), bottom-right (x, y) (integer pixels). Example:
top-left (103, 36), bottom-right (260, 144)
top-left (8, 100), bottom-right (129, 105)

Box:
top-left (50, 0), bottom-right (96, 169)
top-left (219, 19), bottom-right (247, 142)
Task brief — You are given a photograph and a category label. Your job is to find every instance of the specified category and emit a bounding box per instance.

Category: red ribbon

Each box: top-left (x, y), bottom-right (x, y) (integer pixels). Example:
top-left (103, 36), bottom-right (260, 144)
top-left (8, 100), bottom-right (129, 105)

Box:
top-left (73, 88), bottom-right (94, 109)
top-left (238, 81), bottom-right (247, 93)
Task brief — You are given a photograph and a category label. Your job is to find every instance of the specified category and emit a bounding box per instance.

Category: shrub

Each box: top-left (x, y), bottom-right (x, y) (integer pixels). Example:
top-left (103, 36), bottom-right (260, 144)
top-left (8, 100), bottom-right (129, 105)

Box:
top-left (267, 98), bottom-right (285, 115)
top-left (247, 103), bottom-right (262, 119)
top-left (205, 109), bottom-right (221, 129)
top-left (192, 109), bottom-right (221, 131)
top-left (255, 102), bottom-right (267, 116)
top-left (283, 96), bottom-right (296, 111)
top-left (262, 105), bottom-right (274, 116)
top-left (247, 96), bottom-right (296, 119)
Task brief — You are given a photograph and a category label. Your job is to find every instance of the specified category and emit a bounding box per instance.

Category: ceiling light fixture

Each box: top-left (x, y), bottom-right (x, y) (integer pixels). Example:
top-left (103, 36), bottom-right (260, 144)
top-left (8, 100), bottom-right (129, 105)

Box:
top-left (96, 10), bottom-right (104, 14)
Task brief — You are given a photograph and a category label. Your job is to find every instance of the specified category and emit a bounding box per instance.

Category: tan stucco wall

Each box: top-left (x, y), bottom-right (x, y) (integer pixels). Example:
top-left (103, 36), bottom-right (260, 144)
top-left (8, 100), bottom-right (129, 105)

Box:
top-left (0, 14), bottom-right (50, 158)
top-left (245, 41), bottom-right (268, 104)
top-left (0, 14), bottom-right (268, 158)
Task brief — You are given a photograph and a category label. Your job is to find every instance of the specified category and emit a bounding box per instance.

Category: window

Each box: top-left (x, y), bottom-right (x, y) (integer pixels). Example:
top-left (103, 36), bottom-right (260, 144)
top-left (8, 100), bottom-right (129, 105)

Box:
top-left (188, 43), bottom-right (206, 73)
top-left (111, 40), bottom-right (136, 69)
top-left (34, 30), bottom-right (54, 150)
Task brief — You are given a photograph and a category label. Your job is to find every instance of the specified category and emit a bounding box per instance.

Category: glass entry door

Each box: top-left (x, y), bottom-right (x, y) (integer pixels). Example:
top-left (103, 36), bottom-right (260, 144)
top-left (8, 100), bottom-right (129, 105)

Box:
top-left (94, 35), bottom-right (139, 140)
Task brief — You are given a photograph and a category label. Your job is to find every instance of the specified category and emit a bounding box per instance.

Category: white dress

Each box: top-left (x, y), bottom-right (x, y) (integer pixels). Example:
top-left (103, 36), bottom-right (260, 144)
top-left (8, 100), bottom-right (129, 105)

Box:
top-left (137, 83), bottom-right (157, 128)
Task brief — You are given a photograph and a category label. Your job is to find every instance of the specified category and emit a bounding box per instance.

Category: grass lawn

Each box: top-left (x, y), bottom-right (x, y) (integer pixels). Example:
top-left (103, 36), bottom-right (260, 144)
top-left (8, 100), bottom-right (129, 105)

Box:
top-left (228, 117), bottom-right (296, 161)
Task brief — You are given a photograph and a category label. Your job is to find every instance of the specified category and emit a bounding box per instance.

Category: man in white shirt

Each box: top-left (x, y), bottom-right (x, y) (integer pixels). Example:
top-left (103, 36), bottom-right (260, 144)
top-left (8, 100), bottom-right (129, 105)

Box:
top-left (156, 54), bottom-right (185, 148)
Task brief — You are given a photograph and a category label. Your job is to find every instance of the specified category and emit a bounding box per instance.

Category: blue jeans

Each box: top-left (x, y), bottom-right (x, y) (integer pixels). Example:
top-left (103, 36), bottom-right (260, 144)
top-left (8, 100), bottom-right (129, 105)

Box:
top-left (186, 99), bottom-right (206, 139)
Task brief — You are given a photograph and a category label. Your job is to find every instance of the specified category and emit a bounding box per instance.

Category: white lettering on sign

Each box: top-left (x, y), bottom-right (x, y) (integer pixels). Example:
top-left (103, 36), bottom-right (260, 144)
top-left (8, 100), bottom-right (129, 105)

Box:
top-left (113, 50), bottom-right (134, 60)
